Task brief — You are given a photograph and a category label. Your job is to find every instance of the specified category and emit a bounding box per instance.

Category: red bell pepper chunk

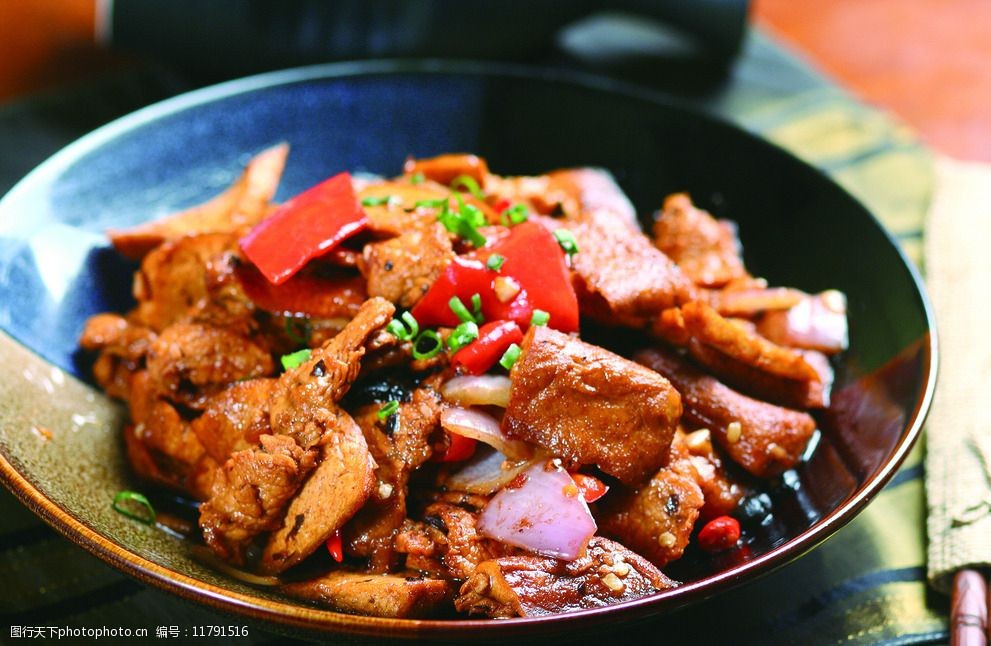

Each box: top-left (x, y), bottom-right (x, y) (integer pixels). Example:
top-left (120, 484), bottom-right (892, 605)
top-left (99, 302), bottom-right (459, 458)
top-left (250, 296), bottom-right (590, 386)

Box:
top-left (325, 529), bottom-right (344, 562)
top-left (240, 172), bottom-right (367, 285)
top-left (433, 432), bottom-right (477, 463)
top-left (451, 320), bottom-right (524, 375)
top-left (410, 221), bottom-right (578, 332)
top-left (571, 473), bottom-right (609, 503)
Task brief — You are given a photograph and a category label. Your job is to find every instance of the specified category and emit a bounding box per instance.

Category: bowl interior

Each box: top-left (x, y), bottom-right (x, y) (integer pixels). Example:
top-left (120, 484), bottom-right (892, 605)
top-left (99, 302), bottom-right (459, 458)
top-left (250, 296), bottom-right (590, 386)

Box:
top-left (0, 63), bottom-right (933, 637)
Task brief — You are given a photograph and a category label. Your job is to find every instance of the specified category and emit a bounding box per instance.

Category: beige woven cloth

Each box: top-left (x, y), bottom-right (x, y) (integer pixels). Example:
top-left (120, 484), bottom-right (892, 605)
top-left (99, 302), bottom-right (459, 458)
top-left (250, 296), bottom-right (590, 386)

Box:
top-left (925, 155), bottom-right (991, 593)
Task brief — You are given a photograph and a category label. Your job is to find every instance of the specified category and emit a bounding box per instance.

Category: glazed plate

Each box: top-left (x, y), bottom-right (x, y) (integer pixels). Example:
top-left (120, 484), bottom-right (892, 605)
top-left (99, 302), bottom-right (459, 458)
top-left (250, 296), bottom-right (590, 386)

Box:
top-left (0, 61), bottom-right (936, 640)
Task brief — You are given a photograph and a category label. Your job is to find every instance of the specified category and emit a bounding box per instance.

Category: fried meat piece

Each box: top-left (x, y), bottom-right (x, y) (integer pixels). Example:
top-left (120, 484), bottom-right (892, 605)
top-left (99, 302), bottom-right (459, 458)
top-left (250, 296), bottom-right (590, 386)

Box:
top-left (199, 434), bottom-right (317, 565)
top-left (597, 442), bottom-right (705, 567)
top-left (109, 143), bottom-right (288, 259)
top-left (502, 326), bottom-right (681, 486)
top-left (654, 301), bottom-right (829, 408)
top-left (653, 193), bottom-right (747, 288)
top-left (566, 210), bottom-right (696, 327)
top-left (259, 410), bottom-right (376, 574)
top-left (281, 570), bottom-right (453, 618)
top-left (359, 222), bottom-right (455, 309)
top-left (145, 323), bottom-right (274, 410)
top-left (455, 537), bottom-right (677, 618)
top-left (268, 297), bottom-right (395, 450)
top-left (636, 347), bottom-right (817, 478)
top-left (133, 232), bottom-right (253, 333)
top-left (345, 389), bottom-right (441, 571)
top-left (191, 378), bottom-right (275, 462)
top-left (80, 314), bottom-right (156, 400)
top-left (404, 153), bottom-right (489, 184)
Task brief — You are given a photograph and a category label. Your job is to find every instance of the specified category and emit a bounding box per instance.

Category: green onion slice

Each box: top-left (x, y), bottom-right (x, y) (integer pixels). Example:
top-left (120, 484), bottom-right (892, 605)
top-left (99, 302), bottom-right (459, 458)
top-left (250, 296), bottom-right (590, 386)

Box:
top-left (451, 174), bottom-right (485, 200)
top-left (361, 195), bottom-right (394, 207)
top-left (447, 321), bottom-right (480, 352)
top-left (553, 229), bottom-right (579, 257)
top-left (377, 400), bottom-right (400, 420)
top-left (410, 172), bottom-right (426, 185)
top-left (499, 343), bottom-right (522, 370)
top-left (502, 203), bottom-right (529, 225)
top-left (470, 293), bottom-right (483, 320)
top-left (414, 198), bottom-right (448, 209)
top-left (411, 330), bottom-right (443, 360)
top-left (386, 312), bottom-right (419, 341)
top-left (280, 348), bottom-right (312, 371)
top-left (530, 309), bottom-right (550, 327)
top-left (486, 254), bottom-right (506, 271)
top-left (112, 490), bottom-right (156, 525)
top-left (448, 296), bottom-right (477, 324)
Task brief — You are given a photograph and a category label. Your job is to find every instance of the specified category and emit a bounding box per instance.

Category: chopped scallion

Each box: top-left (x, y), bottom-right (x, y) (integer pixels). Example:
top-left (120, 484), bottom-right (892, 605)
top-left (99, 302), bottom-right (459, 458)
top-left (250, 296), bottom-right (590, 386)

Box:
top-left (386, 312), bottom-right (419, 341)
top-left (112, 490), bottom-right (156, 525)
top-left (502, 203), bottom-right (529, 225)
top-left (414, 198), bottom-right (448, 209)
top-left (553, 229), bottom-right (579, 258)
top-left (499, 343), bottom-right (522, 370)
top-left (451, 174), bottom-right (485, 200)
top-left (361, 195), bottom-right (393, 207)
top-left (447, 321), bottom-right (479, 352)
top-left (486, 254), bottom-right (506, 272)
top-left (470, 293), bottom-right (483, 321)
top-left (411, 330), bottom-right (443, 360)
top-left (280, 348), bottom-right (312, 371)
top-left (410, 172), bottom-right (426, 185)
top-left (449, 296), bottom-right (478, 324)
top-left (530, 309), bottom-right (550, 327)
top-left (377, 400), bottom-right (400, 420)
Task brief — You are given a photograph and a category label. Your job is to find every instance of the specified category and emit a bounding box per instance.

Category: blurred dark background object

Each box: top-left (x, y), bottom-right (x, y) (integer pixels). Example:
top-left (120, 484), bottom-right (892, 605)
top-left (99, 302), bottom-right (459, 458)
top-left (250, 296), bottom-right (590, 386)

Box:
top-left (105, 0), bottom-right (749, 90)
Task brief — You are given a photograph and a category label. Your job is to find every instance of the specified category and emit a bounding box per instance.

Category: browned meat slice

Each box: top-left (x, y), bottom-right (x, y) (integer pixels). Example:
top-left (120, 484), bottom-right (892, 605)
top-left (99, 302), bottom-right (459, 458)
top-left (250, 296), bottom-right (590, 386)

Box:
top-left (191, 378), bottom-right (275, 462)
top-left (109, 143), bottom-right (288, 259)
top-left (455, 537), bottom-right (677, 618)
top-left (80, 314), bottom-right (156, 399)
top-left (502, 326), bottom-right (681, 486)
top-left (597, 446), bottom-right (705, 568)
top-left (656, 301), bottom-right (828, 408)
top-left (134, 232), bottom-right (253, 332)
top-left (268, 297), bottom-right (395, 450)
top-left (259, 410), bottom-right (376, 574)
top-left (359, 222), bottom-right (455, 308)
top-left (404, 153), bottom-right (489, 184)
top-left (678, 428), bottom-right (744, 521)
top-left (707, 286), bottom-right (805, 318)
top-left (635, 347), bottom-right (817, 478)
top-left (281, 570), bottom-right (453, 618)
top-left (199, 434), bottom-right (317, 565)
top-left (546, 167), bottom-right (638, 225)
top-left (145, 323), bottom-right (274, 410)
top-left (425, 502), bottom-right (518, 580)
top-left (565, 210), bottom-right (696, 327)
top-left (653, 193), bottom-right (748, 288)
top-left (123, 370), bottom-right (216, 499)
top-left (345, 389), bottom-right (441, 571)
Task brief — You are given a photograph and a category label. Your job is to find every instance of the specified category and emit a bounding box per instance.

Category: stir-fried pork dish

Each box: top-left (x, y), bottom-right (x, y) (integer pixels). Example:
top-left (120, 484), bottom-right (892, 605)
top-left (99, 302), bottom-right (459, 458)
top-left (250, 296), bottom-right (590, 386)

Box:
top-left (80, 146), bottom-right (848, 619)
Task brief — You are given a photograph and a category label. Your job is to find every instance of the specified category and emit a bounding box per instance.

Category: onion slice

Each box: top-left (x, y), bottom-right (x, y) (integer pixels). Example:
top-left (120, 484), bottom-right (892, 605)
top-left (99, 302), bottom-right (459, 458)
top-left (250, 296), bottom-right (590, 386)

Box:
top-left (444, 445), bottom-right (539, 495)
top-left (441, 375), bottom-right (512, 408)
top-left (440, 406), bottom-right (533, 461)
top-left (757, 290), bottom-right (848, 354)
top-left (477, 460), bottom-right (597, 561)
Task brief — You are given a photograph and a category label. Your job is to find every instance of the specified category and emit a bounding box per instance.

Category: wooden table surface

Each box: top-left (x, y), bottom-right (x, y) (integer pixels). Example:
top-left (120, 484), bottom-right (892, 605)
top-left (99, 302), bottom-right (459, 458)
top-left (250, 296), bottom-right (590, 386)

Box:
top-left (2, 1), bottom-right (989, 162)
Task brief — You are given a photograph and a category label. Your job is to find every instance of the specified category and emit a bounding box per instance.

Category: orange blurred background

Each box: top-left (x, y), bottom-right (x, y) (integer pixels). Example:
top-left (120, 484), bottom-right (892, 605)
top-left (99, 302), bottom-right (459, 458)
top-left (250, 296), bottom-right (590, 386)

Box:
top-left (1, 0), bottom-right (989, 161)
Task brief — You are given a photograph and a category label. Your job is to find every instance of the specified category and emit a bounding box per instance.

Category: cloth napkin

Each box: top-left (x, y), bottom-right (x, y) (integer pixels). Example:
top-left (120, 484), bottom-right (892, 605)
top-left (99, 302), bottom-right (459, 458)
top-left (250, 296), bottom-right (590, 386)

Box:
top-left (925, 156), bottom-right (991, 593)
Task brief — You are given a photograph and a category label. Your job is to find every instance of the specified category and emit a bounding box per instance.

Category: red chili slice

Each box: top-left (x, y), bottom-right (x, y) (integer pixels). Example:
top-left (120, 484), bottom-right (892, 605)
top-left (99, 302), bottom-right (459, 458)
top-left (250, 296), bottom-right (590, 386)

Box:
top-left (451, 320), bottom-right (524, 375)
top-left (433, 432), bottom-right (478, 463)
top-left (325, 529), bottom-right (344, 562)
top-left (570, 473), bottom-right (609, 503)
top-left (697, 515), bottom-right (741, 552)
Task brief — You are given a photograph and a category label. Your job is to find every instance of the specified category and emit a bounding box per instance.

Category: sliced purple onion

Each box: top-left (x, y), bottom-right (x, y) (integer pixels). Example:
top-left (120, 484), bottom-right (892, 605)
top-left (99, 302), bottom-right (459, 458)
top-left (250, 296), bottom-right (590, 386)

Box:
top-left (477, 460), bottom-right (597, 561)
top-left (440, 406), bottom-right (533, 461)
top-left (444, 445), bottom-right (539, 495)
top-left (441, 375), bottom-right (512, 408)
top-left (759, 290), bottom-right (848, 354)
